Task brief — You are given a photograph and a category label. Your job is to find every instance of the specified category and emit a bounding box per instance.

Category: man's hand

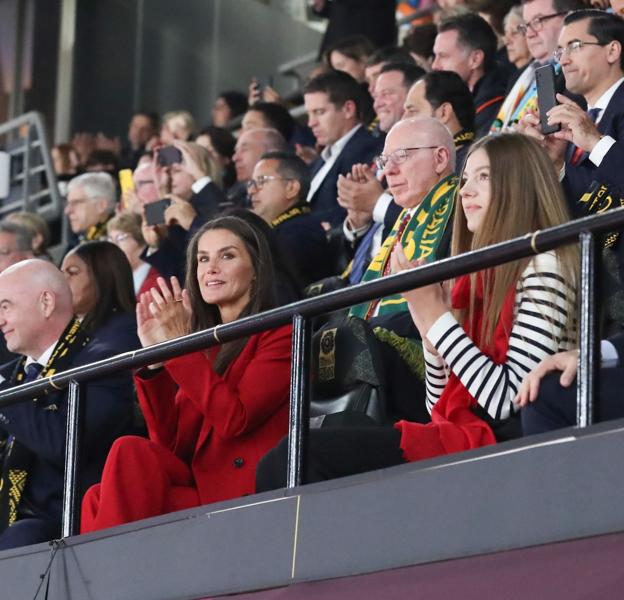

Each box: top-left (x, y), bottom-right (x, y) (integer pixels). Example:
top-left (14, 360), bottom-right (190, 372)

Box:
top-left (549, 93), bottom-right (603, 153)
top-left (337, 165), bottom-right (383, 214)
top-left (173, 140), bottom-right (208, 182)
top-left (164, 195), bottom-right (197, 231)
top-left (346, 208), bottom-right (372, 231)
top-left (295, 144), bottom-right (319, 165)
top-left (514, 350), bottom-right (579, 408)
top-left (516, 109), bottom-right (567, 170)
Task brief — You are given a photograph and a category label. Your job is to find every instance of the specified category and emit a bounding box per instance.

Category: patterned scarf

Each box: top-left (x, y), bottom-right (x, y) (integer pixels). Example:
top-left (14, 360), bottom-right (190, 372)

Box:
top-left (350, 175), bottom-right (457, 320)
top-left (395, 273), bottom-right (515, 462)
top-left (0, 319), bottom-right (90, 532)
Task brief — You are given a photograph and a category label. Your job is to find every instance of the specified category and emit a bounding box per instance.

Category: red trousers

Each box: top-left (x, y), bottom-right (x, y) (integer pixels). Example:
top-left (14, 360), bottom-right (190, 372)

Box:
top-left (81, 436), bottom-right (200, 533)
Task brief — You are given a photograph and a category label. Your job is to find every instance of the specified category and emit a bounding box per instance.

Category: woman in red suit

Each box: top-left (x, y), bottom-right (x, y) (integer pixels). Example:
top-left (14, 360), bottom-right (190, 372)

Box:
top-left (81, 215), bottom-right (292, 532)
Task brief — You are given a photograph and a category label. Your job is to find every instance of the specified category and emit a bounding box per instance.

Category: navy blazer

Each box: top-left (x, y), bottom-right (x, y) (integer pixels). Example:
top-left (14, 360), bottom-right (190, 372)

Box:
top-left (309, 126), bottom-right (383, 228)
top-left (91, 310), bottom-right (141, 354)
top-left (0, 339), bottom-right (134, 525)
top-left (563, 81), bottom-right (624, 217)
top-left (273, 210), bottom-right (334, 286)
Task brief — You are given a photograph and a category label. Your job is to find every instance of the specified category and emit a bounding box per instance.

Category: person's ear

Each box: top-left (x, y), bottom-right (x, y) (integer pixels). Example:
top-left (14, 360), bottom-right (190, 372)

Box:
top-left (606, 40), bottom-right (622, 66)
top-left (285, 179), bottom-right (301, 202)
top-left (39, 290), bottom-right (56, 319)
top-left (341, 99), bottom-right (357, 121)
top-left (433, 146), bottom-right (451, 175)
top-left (433, 102), bottom-right (452, 125)
top-left (468, 49), bottom-right (485, 71)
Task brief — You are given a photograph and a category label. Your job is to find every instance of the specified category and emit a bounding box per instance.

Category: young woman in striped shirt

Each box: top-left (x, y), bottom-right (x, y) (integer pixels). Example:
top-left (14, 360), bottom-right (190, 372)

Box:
top-left (256, 132), bottom-right (578, 488)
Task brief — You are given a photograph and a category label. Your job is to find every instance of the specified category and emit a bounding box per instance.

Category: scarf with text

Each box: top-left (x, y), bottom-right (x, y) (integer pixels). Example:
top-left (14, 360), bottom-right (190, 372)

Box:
top-left (0, 319), bottom-right (90, 532)
top-left (350, 175), bottom-right (457, 320)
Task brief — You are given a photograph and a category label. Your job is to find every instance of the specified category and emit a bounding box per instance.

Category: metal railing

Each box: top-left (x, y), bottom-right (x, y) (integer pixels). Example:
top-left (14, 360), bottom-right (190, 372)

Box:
top-left (0, 111), bottom-right (62, 221)
top-left (0, 207), bottom-right (621, 537)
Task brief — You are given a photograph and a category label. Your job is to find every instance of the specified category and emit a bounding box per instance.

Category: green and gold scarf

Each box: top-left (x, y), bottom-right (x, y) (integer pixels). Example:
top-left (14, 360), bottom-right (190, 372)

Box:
top-left (350, 175), bottom-right (457, 320)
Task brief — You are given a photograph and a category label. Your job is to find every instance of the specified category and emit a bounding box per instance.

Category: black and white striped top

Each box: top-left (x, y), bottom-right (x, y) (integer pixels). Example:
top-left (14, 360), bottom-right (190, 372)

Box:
top-left (423, 252), bottom-right (575, 421)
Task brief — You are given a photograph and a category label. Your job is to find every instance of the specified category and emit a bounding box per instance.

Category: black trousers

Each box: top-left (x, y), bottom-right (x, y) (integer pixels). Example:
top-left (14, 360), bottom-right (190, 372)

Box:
top-left (521, 368), bottom-right (624, 435)
top-left (0, 517), bottom-right (59, 551)
top-left (256, 426), bottom-right (405, 492)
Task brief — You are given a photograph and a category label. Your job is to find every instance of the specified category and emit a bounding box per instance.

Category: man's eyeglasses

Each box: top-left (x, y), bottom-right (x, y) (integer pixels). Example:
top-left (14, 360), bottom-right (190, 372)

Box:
top-left (553, 40), bottom-right (608, 63)
top-left (246, 176), bottom-right (294, 192)
top-left (517, 11), bottom-right (566, 35)
top-left (375, 146), bottom-right (438, 171)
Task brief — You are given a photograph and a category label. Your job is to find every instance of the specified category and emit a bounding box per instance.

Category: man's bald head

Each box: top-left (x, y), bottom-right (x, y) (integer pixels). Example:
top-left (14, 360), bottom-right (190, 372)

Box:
top-left (0, 260), bottom-right (74, 358)
top-left (233, 128), bottom-right (287, 182)
top-left (382, 117), bottom-right (455, 208)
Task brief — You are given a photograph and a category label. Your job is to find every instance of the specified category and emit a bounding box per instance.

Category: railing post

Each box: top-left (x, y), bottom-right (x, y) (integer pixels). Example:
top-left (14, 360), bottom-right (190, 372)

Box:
top-left (286, 314), bottom-right (311, 488)
top-left (577, 231), bottom-right (599, 427)
top-left (62, 379), bottom-right (82, 538)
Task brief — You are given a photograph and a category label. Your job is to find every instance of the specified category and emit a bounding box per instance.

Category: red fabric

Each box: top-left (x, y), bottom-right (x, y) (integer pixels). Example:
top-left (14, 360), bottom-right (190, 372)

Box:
top-left (137, 265), bottom-right (162, 300)
top-left (81, 325), bottom-right (292, 533)
top-left (395, 274), bottom-right (516, 462)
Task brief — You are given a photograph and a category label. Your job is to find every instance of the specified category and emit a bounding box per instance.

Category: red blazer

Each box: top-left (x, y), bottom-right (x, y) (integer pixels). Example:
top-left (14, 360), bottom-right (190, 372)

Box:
top-left (134, 325), bottom-right (292, 504)
top-left (137, 265), bottom-right (162, 300)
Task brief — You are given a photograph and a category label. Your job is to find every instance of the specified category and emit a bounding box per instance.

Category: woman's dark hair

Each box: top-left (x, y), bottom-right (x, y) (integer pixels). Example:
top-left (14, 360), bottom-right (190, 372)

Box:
top-left (184, 214), bottom-right (279, 374)
top-left (218, 91), bottom-right (249, 120)
top-left (68, 241), bottom-right (136, 334)
top-left (198, 125), bottom-right (236, 159)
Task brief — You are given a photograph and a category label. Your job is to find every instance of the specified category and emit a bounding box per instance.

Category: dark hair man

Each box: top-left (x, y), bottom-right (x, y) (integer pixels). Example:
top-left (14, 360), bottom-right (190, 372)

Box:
top-left (303, 70), bottom-right (382, 227)
top-left (433, 11), bottom-right (510, 136)
top-left (249, 152), bottom-right (331, 286)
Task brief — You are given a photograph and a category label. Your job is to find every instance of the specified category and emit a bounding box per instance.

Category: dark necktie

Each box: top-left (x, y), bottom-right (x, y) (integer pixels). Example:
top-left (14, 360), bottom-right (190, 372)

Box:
top-left (23, 362), bottom-right (43, 383)
top-left (570, 108), bottom-right (602, 166)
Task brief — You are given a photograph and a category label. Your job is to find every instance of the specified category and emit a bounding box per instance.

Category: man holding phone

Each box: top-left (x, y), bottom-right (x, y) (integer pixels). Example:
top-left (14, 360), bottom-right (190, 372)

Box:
top-left (522, 10), bottom-right (624, 211)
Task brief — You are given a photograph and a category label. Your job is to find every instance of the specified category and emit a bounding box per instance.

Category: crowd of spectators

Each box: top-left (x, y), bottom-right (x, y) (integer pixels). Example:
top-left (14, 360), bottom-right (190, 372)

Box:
top-left (1, 0), bottom-right (624, 551)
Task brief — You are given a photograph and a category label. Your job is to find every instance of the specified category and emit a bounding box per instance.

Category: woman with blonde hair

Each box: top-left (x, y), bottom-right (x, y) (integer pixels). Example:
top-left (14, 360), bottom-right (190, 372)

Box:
top-left (256, 133), bottom-right (578, 488)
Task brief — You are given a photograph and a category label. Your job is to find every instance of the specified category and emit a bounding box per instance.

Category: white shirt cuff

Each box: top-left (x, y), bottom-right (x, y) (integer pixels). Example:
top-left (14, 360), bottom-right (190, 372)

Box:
top-left (372, 193), bottom-right (393, 224)
top-left (343, 218), bottom-right (371, 242)
top-left (601, 339), bottom-right (619, 369)
top-left (425, 311), bottom-right (459, 348)
top-left (589, 136), bottom-right (616, 167)
top-left (191, 176), bottom-right (212, 193)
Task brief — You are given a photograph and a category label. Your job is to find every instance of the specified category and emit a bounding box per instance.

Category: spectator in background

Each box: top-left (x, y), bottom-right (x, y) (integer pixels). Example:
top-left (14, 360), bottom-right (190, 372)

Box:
top-left (313, 0), bottom-right (397, 56)
top-left (4, 212), bottom-right (52, 261)
top-left (242, 102), bottom-right (296, 145)
top-left (231, 128), bottom-right (288, 208)
top-left (403, 22), bottom-right (438, 71)
top-left (211, 91), bottom-right (248, 128)
top-left (364, 46), bottom-right (416, 97)
top-left (503, 5), bottom-right (532, 71)
top-left (127, 160), bottom-right (160, 213)
top-left (0, 260), bottom-right (134, 550)
top-left (336, 62), bottom-right (426, 271)
top-left (107, 212), bottom-right (161, 299)
top-left (160, 111), bottom-right (195, 145)
top-left (325, 35), bottom-right (376, 83)
top-left (65, 172), bottom-right (117, 247)
top-left (141, 141), bottom-right (230, 282)
top-left (84, 149), bottom-right (119, 176)
top-left (466, 0), bottom-right (520, 65)
top-left (403, 70), bottom-right (476, 172)
top-left (195, 126), bottom-right (237, 190)
top-left (613, 0), bottom-right (624, 16)
top-left (433, 11), bottom-right (512, 136)
top-left (81, 216), bottom-right (293, 532)
top-left (51, 143), bottom-right (80, 180)
top-left (0, 222), bottom-right (34, 364)
top-left (249, 152), bottom-right (332, 287)
top-left (120, 110), bottom-right (159, 169)
top-left (61, 241), bottom-right (140, 353)
top-left (303, 70), bottom-right (383, 226)
top-left (490, 0), bottom-right (585, 133)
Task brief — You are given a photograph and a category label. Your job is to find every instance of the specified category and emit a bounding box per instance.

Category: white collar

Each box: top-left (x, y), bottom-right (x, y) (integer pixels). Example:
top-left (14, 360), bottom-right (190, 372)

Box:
top-left (589, 77), bottom-right (624, 113)
top-left (320, 124), bottom-right (361, 162)
top-left (26, 339), bottom-right (58, 370)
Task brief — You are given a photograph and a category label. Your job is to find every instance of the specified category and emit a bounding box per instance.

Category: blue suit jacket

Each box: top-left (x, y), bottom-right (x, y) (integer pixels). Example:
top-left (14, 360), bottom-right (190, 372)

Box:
top-left (309, 126), bottom-right (383, 227)
top-left (563, 81), bottom-right (624, 217)
top-left (0, 338), bottom-right (134, 526)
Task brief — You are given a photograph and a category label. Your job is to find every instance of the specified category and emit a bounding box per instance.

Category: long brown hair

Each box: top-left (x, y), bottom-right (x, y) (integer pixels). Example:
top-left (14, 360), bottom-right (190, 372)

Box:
top-left (185, 215), bottom-right (278, 374)
top-left (451, 133), bottom-right (578, 346)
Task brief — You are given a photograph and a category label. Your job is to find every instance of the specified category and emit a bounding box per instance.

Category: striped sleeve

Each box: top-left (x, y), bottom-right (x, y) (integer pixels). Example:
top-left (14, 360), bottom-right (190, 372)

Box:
top-left (423, 346), bottom-right (449, 415)
top-left (425, 252), bottom-right (575, 421)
